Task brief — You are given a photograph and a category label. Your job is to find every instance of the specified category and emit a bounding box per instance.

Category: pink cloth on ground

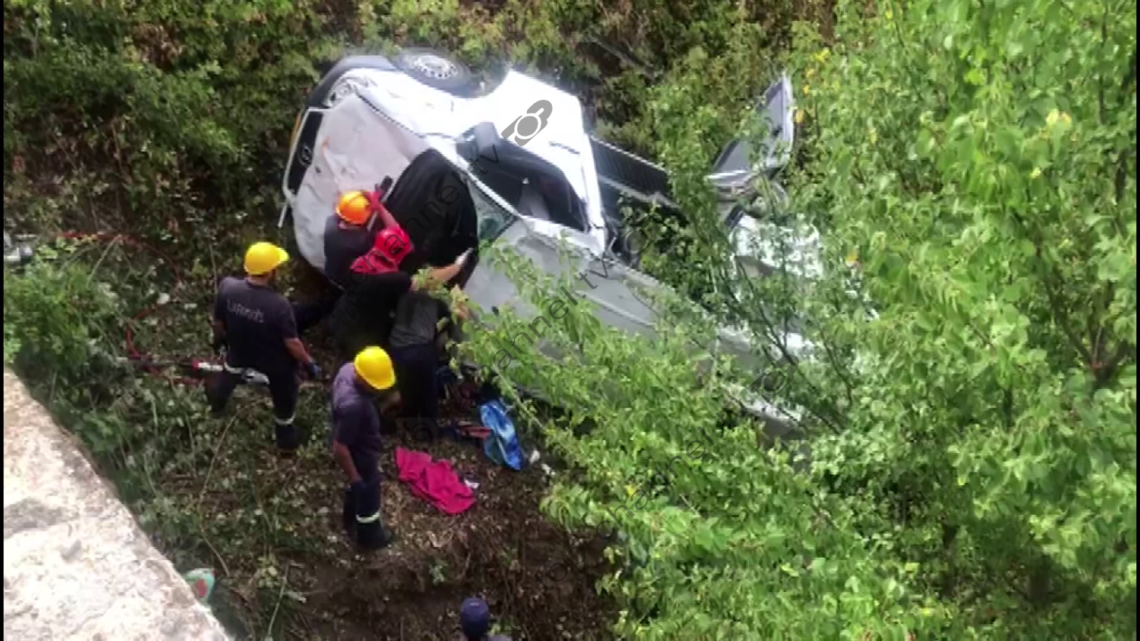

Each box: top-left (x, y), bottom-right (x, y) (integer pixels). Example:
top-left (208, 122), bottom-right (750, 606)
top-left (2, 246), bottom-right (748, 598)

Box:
top-left (395, 447), bottom-right (475, 515)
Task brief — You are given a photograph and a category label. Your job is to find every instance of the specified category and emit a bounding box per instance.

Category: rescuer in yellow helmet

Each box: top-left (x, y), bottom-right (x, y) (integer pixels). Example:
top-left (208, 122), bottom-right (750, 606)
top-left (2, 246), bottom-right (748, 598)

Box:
top-left (206, 241), bottom-right (321, 453)
top-left (330, 346), bottom-right (400, 550)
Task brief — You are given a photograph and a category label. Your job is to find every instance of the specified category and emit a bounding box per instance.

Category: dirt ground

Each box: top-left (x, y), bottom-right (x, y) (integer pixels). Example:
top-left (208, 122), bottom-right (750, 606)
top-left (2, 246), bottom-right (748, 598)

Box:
top-left (198, 375), bottom-right (617, 641)
top-left (306, 435), bottom-right (614, 640)
top-left (184, 315), bottom-right (616, 639)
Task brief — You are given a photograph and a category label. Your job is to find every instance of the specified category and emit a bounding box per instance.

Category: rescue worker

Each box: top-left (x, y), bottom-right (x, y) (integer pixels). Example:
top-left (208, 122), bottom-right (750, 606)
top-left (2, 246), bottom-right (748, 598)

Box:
top-left (331, 346), bottom-right (400, 550)
top-left (325, 189), bottom-right (383, 289)
top-left (328, 192), bottom-right (415, 359)
top-left (388, 285), bottom-right (467, 426)
top-left (291, 189), bottom-right (385, 333)
top-left (207, 242), bottom-right (321, 453)
top-left (458, 597), bottom-right (512, 641)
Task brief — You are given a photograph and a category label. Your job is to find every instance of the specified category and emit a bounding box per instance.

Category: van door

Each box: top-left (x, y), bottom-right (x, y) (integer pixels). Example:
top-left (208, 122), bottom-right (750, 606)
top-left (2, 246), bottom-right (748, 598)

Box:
top-left (290, 91), bottom-right (429, 271)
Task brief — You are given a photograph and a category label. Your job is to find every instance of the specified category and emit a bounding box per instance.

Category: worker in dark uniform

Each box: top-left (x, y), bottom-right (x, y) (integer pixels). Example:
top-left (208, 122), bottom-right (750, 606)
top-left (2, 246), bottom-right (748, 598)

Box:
top-left (331, 346), bottom-right (399, 550)
top-left (388, 286), bottom-right (467, 427)
top-left (325, 190), bottom-right (382, 289)
top-left (328, 193), bottom-right (415, 359)
top-left (291, 189), bottom-right (383, 334)
top-left (457, 597), bottom-right (512, 641)
top-left (207, 242), bottom-right (321, 453)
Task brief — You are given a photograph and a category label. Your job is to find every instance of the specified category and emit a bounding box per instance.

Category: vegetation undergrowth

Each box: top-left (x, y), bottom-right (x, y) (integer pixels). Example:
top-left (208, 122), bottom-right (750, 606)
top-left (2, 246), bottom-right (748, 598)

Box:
top-left (4, 0), bottom-right (1136, 639)
top-left (4, 236), bottom-right (330, 636)
top-left (461, 0), bottom-right (1137, 638)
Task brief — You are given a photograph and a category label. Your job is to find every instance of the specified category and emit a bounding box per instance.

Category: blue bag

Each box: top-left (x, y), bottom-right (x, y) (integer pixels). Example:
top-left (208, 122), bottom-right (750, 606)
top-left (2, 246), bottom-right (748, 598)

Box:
top-left (479, 400), bottom-right (525, 471)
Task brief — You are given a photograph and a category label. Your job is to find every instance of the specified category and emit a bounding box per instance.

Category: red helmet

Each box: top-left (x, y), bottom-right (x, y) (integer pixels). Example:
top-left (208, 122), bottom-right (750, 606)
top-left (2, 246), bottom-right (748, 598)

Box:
top-left (374, 226), bottom-right (413, 265)
top-left (350, 225), bottom-right (414, 275)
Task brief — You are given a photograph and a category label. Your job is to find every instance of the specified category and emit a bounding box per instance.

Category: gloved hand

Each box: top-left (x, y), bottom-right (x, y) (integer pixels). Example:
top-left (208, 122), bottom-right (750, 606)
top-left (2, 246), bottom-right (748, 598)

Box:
top-left (365, 190), bottom-right (388, 218)
top-left (303, 361), bottom-right (322, 381)
top-left (210, 333), bottom-right (227, 355)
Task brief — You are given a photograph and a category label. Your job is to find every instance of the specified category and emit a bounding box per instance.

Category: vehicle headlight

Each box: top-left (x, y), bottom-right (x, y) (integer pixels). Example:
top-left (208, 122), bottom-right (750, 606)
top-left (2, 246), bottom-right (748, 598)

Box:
top-left (325, 75), bottom-right (375, 108)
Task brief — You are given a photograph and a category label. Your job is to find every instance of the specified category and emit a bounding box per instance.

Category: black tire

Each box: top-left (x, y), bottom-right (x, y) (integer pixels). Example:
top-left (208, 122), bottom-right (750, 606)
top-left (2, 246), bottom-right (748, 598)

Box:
top-left (394, 48), bottom-right (476, 96)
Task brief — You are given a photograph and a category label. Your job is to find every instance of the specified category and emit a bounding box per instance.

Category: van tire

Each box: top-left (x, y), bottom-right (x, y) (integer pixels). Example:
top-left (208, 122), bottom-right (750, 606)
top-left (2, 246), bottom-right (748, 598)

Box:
top-left (395, 48), bottom-right (476, 96)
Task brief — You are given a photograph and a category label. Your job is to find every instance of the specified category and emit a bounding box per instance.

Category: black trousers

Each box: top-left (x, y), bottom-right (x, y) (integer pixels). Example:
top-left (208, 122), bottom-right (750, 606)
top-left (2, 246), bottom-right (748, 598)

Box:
top-left (342, 474), bottom-right (384, 548)
top-left (292, 289), bottom-right (341, 335)
top-left (389, 343), bottom-right (440, 422)
top-left (206, 360), bottom-right (300, 449)
top-left (329, 298), bottom-right (394, 363)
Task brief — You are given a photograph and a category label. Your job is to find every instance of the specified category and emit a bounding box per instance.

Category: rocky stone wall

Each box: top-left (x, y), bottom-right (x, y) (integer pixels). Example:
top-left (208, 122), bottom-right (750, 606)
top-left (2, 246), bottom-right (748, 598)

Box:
top-left (3, 368), bottom-right (230, 640)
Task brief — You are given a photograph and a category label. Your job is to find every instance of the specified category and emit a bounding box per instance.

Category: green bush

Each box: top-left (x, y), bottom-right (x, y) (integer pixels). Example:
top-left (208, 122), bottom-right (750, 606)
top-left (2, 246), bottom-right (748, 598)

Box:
top-left (3, 254), bottom-right (120, 386)
top-left (3, 0), bottom-right (333, 245)
top-left (779, 0), bottom-right (1137, 633)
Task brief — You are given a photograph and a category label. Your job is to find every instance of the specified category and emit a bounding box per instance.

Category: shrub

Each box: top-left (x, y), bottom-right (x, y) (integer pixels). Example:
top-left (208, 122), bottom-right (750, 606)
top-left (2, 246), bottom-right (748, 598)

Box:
top-left (3, 252), bottom-right (121, 387)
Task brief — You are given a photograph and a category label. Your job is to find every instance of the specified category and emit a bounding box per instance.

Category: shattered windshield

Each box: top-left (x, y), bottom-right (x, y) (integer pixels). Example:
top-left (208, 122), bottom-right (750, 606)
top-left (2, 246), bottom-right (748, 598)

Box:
top-left (467, 175), bottom-right (518, 243)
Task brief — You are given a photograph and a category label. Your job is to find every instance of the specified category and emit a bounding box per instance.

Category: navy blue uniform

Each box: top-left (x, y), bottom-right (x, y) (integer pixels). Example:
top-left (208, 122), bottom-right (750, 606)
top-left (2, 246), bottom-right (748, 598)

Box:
top-left (329, 271), bottom-right (413, 360)
top-left (208, 277), bottom-right (300, 446)
top-left (331, 363), bottom-right (388, 548)
top-left (324, 217), bottom-right (373, 290)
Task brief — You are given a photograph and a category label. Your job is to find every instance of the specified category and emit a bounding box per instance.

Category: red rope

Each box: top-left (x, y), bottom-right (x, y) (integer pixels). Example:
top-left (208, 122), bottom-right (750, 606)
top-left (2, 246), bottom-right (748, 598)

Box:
top-left (53, 232), bottom-right (319, 391)
top-left (56, 231), bottom-right (207, 385)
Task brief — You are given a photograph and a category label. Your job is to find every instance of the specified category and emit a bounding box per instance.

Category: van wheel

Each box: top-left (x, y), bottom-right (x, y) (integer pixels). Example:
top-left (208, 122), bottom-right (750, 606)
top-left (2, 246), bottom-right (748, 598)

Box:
top-left (395, 48), bottom-right (477, 96)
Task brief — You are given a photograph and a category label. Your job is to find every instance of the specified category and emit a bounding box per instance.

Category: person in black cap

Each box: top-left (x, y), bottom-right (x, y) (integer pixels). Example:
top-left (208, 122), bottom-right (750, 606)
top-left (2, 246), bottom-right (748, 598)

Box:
top-left (458, 597), bottom-right (511, 641)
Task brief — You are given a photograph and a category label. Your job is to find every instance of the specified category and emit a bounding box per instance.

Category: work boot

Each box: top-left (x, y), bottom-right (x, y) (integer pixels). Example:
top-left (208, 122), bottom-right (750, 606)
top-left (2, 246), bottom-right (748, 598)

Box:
top-left (352, 479), bottom-right (393, 551)
top-left (208, 400), bottom-right (227, 418)
top-left (204, 376), bottom-right (228, 416)
top-left (356, 520), bottom-right (395, 551)
top-left (274, 423), bottom-right (310, 454)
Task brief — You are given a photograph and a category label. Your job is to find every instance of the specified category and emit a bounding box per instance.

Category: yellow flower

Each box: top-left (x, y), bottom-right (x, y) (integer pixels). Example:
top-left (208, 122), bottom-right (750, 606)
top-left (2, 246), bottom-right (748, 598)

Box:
top-left (885, 8), bottom-right (894, 20)
top-left (803, 84), bottom-right (811, 96)
top-left (1030, 167), bottom-right (1042, 179)
top-left (1061, 112), bottom-right (1072, 126)
top-left (814, 48), bottom-right (831, 63)
top-left (869, 129), bottom-right (878, 144)
top-left (845, 249), bottom-right (860, 266)
top-left (795, 109), bottom-right (805, 125)
top-left (806, 67), bottom-right (817, 79)
top-left (1046, 109), bottom-right (1060, 126)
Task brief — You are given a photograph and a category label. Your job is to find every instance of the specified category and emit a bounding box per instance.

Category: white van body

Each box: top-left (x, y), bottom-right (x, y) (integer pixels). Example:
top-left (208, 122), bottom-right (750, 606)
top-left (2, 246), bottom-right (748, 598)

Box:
top-left (280, 54), bottom-right (812, 435)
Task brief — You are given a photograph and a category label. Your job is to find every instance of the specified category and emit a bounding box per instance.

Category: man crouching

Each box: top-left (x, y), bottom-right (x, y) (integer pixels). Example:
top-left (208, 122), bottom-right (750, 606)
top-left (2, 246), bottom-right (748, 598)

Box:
top-left (331, 346), bottom-right (400, 550)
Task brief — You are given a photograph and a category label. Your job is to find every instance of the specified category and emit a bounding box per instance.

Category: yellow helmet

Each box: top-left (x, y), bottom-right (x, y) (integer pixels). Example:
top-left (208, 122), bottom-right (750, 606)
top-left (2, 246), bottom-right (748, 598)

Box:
top-left (354, 346), bottom-right (396, 391)
top-left (244, 242), bottom-right (289, 276)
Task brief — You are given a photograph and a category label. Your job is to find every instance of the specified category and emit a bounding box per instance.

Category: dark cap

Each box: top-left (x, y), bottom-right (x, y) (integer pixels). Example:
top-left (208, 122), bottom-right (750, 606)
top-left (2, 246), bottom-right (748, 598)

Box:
top-left (459, 597), bottom-right (490, 639)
